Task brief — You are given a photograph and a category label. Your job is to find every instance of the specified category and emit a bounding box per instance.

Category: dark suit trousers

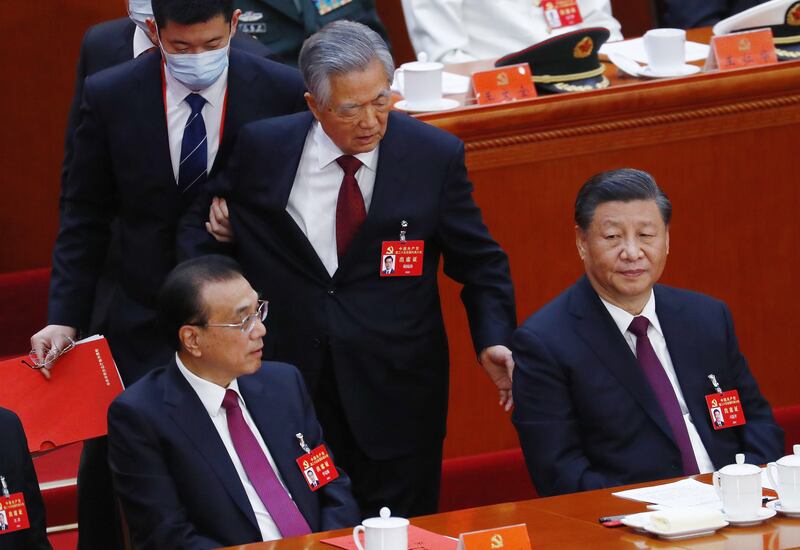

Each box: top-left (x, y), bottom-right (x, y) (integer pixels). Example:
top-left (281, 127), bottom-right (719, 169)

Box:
top-left (77, 437), bottom-right (124, 550)
top-left (313, 352), bottom-right (442, 519)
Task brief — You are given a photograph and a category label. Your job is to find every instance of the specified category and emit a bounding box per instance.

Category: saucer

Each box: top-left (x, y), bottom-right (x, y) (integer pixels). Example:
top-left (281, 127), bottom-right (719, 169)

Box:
top-left (639, 64), bottom-right (701, 78)
top-left (723, 507), bottom-right (777, 526)
top-left (621, 512), bottom-right (728, 541)
top-left (767, 499), bottom-right (800, 518)
top-left (394, 98), bottom-right (460, 113)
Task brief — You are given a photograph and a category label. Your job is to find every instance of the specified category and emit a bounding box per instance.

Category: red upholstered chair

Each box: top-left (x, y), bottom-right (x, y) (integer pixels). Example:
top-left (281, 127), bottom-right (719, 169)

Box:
top-left (438, 448), bottom-right (537, 512)
top-left (774, 405), bottom-right (800, 455)
top-left (0, 267), bottom-right (50, 358)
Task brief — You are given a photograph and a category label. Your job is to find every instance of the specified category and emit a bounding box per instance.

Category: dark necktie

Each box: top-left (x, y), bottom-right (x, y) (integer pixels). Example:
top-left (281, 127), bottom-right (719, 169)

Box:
top-left (335, 155), bottom-right (366, 260)
top-left (178, 93), bottom-right (208, 194)
top-left (628, 316), bottom-right (700, 475)
top-left (221, 389), bottom-right (312, 537)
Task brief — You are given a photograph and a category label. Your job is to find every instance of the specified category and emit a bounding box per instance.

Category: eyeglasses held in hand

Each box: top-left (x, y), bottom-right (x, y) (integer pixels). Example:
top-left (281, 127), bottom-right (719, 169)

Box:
top-left (22, 335), bottom-right (77, 370)
top-left (191, 300), bottom-right (268, 334)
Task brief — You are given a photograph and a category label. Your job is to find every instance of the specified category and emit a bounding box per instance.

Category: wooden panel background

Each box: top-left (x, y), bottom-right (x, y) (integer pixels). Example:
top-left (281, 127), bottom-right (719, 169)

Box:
top-left (1, 4), bottom-right (798, 461)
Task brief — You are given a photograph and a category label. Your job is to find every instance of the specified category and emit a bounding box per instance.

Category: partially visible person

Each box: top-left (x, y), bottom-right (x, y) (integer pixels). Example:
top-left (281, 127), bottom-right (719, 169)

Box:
top-left (234, 0), bottom-right (389, 66)
top-left (512, 168), bottom-right (783, 497)
top-left (108, 256), bottom-right (359, 548)
top-left (31, 0), bottom-right (306, 546)
top-left (660, 0), bottom-right (766, 29)
top-left (0, 407), bottom-right (51, 549)
top-left (403, 0), bottom-right (622, 63)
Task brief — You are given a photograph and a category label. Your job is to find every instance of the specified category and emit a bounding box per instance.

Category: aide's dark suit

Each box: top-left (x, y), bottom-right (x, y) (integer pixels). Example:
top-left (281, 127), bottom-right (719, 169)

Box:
top-left (0, 408), bottom-right (50, 550)
top-left (180, 111), bottom-right (516, 515)
top-left (63, 17), bottom-right (274, 191)
top-left (108, 361), bottom-right (359, 549)
top-left (512, 276), bottom-right (784, 497)
top-left (49, 48), bottom-right (305, 385)
top-left (234, 0), bottom-right (389, 66)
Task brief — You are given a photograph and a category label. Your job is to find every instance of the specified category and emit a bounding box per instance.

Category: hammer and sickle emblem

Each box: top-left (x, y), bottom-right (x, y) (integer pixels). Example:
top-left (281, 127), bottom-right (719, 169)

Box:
top-left (386, 246), bottom-right (394, 254)
top-left (711, 399), bottom-right (718, 408)
top-left (738, 38), bottom-right (752, 51)
top-left (303, 460), bottom-right (310, 468)
top-left (496, 72), bottom-right (510, 86)
top-left (490, 534), bottom-right (504, 548)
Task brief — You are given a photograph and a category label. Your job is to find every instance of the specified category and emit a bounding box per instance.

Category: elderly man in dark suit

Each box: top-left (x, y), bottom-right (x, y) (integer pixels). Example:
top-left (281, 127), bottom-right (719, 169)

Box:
top-left (108, 256), bottom-right (359, 548)
top-left (30, 1), bottom-right (305, 546)
top-left (512, 168), bottom-right (783, 497)
top-left (180, 20), bottom-right (517, 518)
top-left (0, 408), bottom-right (50, 549)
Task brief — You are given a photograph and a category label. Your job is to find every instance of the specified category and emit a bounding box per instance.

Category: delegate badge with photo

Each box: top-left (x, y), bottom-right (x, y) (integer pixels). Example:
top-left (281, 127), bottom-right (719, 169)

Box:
top-left (380, 241), bottom-right (424, 277)
top-left (312, 0), bottom-right (352, 16)
top-left (705, 390), bottom-right (747, 430)
top-left (296, 444), bottom-right (339, 492)
top-left (0, 493), bottom-right (30, 534)
top-left (542, 0), bottom-right (583, 30)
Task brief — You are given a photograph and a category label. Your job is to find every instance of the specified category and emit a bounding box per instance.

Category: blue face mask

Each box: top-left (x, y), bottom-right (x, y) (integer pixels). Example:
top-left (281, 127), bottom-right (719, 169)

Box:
top-left (128, 0), bottom-right (153, 33)
top-left (160, 35), bottom-right (231, 91)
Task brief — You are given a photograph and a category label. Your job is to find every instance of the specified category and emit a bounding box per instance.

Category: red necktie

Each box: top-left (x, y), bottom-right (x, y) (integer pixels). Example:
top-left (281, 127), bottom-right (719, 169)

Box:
top-left (221, 389), bottom-right (311, 537)
top-left (628, 316), bottom-right (700, 475)
top-left (335, 155), bottom-right (365, 260)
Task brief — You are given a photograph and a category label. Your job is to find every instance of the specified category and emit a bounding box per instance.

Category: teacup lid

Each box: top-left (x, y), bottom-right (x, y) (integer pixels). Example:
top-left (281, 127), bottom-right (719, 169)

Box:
top-left (362, 507), bottom-right (410, 529)
top-left (719, 453), bottom-right (761, 475)
top-left (777, 444), bottom-right (800, 467)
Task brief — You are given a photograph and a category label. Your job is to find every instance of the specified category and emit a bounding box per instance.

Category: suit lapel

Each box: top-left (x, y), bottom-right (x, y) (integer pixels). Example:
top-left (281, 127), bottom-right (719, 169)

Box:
top-left (333, 113), bottom-right (408, 280)
top-left (133, 53), bottom-right (175, 185)
top-left (213, 50), bottom-right (256, 175)
top-left (569, 277), bottom-right (677, 443)
top-left (163, 364), bottom-right (259, 530)
top-left (655, 287), bottom-right (717, 452)
top-left (239, 375), bottom-right (317, 528)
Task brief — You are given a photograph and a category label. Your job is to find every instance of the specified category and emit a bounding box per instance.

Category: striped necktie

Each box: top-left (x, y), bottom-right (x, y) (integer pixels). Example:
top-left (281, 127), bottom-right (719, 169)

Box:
top-left (178, 93), bottom-right (208, 194)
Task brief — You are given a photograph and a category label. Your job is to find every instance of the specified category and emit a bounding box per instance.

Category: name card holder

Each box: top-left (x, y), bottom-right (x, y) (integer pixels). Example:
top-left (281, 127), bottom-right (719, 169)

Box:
top-left (458, 523), bottom-right (531, 550)
top-left (472, 64), bottom-right (537, 106)
top-left (707, 29), bottom-right (778, 71)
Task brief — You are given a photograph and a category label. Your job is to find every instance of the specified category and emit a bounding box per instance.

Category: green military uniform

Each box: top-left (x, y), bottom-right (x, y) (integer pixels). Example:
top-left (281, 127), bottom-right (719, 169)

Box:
top-left (234, 0), bottom-right (390, 66)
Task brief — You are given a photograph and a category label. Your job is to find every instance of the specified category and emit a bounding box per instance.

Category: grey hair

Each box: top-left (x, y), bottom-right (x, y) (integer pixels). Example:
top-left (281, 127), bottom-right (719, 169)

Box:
top-left (299, 20), bottom-right (395, 107)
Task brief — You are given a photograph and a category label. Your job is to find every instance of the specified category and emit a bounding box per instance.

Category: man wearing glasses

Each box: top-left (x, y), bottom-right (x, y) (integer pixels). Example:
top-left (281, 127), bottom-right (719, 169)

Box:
top-left (107, 255), bottom-right (359, 548)
top-left (180, 21), bottom-right (516, 518)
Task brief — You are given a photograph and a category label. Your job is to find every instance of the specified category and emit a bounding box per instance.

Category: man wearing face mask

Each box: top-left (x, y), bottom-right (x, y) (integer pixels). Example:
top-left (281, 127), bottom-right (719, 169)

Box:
top-left (32, 0), bottom-right (306, 547)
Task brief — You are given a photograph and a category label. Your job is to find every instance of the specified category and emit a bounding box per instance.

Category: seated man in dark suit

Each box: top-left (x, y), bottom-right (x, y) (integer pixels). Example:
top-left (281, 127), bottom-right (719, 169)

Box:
top-left (512, 168), bottom-right (783, 496)
top-left (108, 255), bottom-right (359, 548)
top-left (0, 407), bottom-right (50, 549)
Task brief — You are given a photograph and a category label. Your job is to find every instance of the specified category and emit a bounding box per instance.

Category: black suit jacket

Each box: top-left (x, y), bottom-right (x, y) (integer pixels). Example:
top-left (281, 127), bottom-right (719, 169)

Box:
top-left (0, 408), bottom-right (50, 550)
top-left (179, 111), bottom-right (516, 459)
top-left (108, 360), bottom-right (359, 548)
top-left (63, 17), bottom-right (274, 190)
top-left (234, 0), bottom-right (389, 66)
top-left (49, 49), bottom-right (306, 384)
top-left (512, 276), bottom-right (784, 496)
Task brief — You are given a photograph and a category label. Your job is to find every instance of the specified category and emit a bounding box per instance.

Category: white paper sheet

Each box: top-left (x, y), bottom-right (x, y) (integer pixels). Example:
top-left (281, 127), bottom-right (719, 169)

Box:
top-left (613, 478), bottom-right (723, 509)
top-left (600, 38), bottom-right (710, 64)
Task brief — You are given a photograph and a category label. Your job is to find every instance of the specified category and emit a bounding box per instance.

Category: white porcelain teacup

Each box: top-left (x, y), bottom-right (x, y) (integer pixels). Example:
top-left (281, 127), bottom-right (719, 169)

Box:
top-left (394, 61), bottom-right (444, 110)
top-left (713, 453), bottom-right (762, 519)
top-left (767, 444), bottom-right (800, 509)
top-left (643, 28), bottom-right (686, 74)
top-left (353, 507), bottom-right (409, 550)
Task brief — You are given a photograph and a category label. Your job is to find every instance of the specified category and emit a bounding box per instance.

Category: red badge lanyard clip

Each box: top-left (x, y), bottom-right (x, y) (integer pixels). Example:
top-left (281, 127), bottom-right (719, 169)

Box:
top-left (399, 220), bottom-right (408, 242)
top-left (708, 374), bottom-right (724, 395)
top-left (296, 433), bottom-right (311, 453)
top-left (1, 476), bottom-right (9, 498)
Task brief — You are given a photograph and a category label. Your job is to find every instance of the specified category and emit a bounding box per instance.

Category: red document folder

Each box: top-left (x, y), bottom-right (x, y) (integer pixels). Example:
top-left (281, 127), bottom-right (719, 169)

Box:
top-left (0, 335), bottom-right (124, 452)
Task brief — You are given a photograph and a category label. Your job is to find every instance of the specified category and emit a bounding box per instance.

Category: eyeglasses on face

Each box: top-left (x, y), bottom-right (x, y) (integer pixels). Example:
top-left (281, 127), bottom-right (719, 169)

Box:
top-left (190, 300), bottom-right (268, 334)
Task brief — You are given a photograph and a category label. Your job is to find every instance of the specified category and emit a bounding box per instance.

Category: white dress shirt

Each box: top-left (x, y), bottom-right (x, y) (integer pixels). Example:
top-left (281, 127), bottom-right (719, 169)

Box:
top-left (286, 121), bottom-right (380, 277)
top-left (164, 65), bottom-right (227, 183)
top-left (175, 355), bottom-right (292, 541)
top-left (600, 292), bottom-right (715, 474)
top-left (404, 0), bottom-right (623, 63)
top-left (132, 25), bottom-right (154, 59)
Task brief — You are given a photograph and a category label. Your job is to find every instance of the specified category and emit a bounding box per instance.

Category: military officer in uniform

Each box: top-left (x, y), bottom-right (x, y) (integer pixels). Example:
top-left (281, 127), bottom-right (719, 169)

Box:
top-left (234, 0), bottom-right (390, 66)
